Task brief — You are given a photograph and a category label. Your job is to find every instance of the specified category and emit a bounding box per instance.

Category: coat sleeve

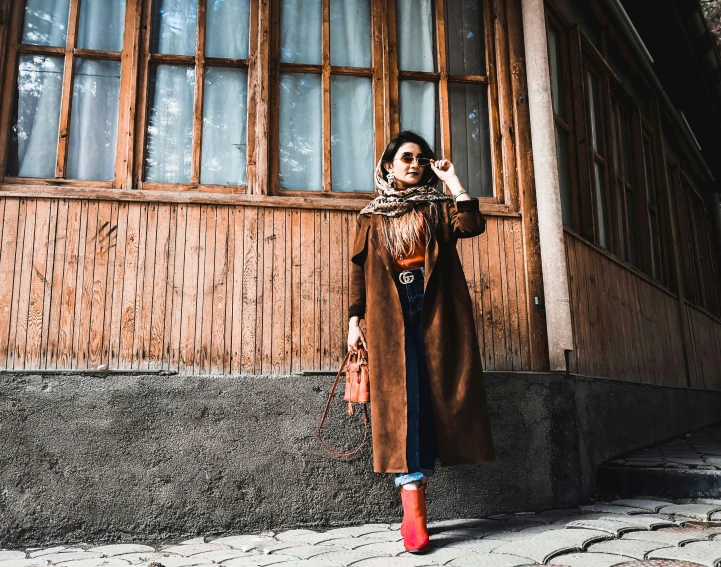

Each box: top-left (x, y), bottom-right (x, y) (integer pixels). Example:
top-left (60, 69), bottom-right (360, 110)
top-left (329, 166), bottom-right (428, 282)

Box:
top-left (349, 218), bottom-right (369, 319)
top-left (448, 198), bottom-right (486, 239)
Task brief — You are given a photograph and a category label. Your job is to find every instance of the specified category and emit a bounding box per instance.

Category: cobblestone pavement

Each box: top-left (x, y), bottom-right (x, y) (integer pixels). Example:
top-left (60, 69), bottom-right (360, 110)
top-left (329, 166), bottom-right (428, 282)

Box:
top-left (609, 424), bottom-right (721, 471)
top-left (7, 499), bottom-right (721, 567)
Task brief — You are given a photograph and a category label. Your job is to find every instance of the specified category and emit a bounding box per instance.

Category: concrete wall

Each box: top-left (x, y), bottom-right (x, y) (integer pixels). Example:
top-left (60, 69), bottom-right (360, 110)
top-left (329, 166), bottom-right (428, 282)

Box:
top-left (1, 371), bottom-right (719, 548)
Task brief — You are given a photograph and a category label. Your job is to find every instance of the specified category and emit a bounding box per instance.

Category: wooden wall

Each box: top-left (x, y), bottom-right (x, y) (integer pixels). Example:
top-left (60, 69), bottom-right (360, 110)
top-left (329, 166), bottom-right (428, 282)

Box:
top-left (0, 197), bottom-right (530, 374)
top-left (564, 230), bottom-right (721, 389)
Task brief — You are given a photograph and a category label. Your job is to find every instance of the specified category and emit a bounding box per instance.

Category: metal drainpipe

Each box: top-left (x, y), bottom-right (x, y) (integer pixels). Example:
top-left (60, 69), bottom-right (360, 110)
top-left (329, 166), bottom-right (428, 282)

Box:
top-left (521, 0), bottom-right (574, 372)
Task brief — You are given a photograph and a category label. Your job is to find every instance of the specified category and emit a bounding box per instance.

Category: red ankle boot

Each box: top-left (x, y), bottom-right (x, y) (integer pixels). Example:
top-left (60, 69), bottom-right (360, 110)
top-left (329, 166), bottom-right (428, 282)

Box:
top-left (399, 485), bottom-right (430, 553)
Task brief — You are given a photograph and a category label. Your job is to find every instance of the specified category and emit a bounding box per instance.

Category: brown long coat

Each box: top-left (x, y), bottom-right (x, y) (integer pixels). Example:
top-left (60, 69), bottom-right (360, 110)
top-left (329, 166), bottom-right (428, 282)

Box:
top-left (349, 198), bottom-right (495, 473)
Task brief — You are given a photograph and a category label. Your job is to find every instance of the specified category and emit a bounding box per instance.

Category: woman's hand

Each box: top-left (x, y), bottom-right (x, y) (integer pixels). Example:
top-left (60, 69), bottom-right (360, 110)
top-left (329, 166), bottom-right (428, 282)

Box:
top-left (347, 316), bottom-right (368, 352)
top-left (430, 159), bottom-right (457, 183)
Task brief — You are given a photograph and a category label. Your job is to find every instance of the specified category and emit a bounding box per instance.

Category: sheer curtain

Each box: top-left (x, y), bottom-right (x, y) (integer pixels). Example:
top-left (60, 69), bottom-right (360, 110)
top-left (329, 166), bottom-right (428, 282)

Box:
top-left (11, 0), bottom-right (124, 179)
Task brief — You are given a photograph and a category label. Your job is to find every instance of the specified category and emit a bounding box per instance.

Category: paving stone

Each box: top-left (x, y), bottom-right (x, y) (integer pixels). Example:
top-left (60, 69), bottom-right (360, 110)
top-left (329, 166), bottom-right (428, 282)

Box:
top-left (546, 552), bottom-right (634, 566)
top-left (243, 560), bottom-right (340, 567)
top-left (270, 546), bottom-right (343, 560)
top-left (106, 553), bottom-right (176, 565)
top-left (142, 556), bottom-right (214, 567)
top-left (222, 556), bottom-right (291, 566)
top-left (304, 549), bottom-right (386, 566)
top-left (180, 540), bottom-right (206, 547)
top-left (350, 531), bottom-right (403, 543)
top-left (427, 519), bottom-right (499, 531)
top-left (184, 550), bottom-right (252, 562)
top-left (610, 501), bottom-right (673, 513)
top-left (711, 511), bottom-right (721, 521)
top-left (38, 553), bottom-right (104, 564)
top-left (439, 538), bottom-right (505, 552)
top-left (647, 540), bottom-right (721, 566)
top-left (272, 533), bottom-right (344, 546)
top-left (55, 559), bottom-right (130, 567)
top-left (89, 547), bottom-right (156, 557)
top-left (319, 526), bottom-right (390, 538)
top-left (484, 525), bottom-right (567, 542)
top-left (161, 546), bottom-right (231, 557)
top-left (0, 554), bottom-right (27, 562)
top-left (658, 504), bottom-right (721, 521)
top-left (29, 550), bottom-right (66, 559)
top-left (491, 529), bottom-right (611, 563)
top-left (352, 558), bottom-right (435, 567)
top-left (275, 531), bottom-right (317, 542)
top-left (352, 541), bottom-right (407, 556)
top-left (621, 530), bottom-right (708, 547)
top-left (406, 547), bottom-right (474, 564)
top-left (316, 538), bottom-right (391, 551)
top-left (580, 505), bottom-right (652, 515)
top-left (565, 515), bottom-right (675, 536)
top-left (448, 553), bottom-right (535, 567)
top-left (209, 537), bottom-right (272, 550)
top-left (586, 539), bottom-right (673, 559)
top-left (0, 560), bottom-right (50, 567)
top-left (240, 542), bottom-right (308, 555)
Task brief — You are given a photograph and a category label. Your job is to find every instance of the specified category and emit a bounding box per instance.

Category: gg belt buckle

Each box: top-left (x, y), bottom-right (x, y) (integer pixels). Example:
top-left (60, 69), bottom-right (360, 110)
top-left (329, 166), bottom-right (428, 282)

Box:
top-left (399, 270), bottom-right (414, 285)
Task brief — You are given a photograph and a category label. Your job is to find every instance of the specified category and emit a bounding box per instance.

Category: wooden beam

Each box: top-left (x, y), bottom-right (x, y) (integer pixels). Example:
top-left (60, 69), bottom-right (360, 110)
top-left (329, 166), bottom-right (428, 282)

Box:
top-left (190, 0), bottom-right (207, 185)
top-left (321, 0), bottom-right (331, 192)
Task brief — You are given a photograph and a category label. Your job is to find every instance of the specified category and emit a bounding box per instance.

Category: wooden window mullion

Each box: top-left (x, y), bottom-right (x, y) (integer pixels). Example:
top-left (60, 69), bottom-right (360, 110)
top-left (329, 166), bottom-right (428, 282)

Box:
top-left (435, 0), bottom-right (451, 166)
top-left (631, 111), bottom-right (652, 274)
top-left (371, 0), bottom-right (387, 162)
top-left (134, 0), bottom-right (154, 190)
top-left (54, 0), bottom-right (81, 179)
top-left (0, 1), bottom-right (25, 180)
top-left (190, 0), bottom-right (208, 185)
top-left (114, 0), bottom-right (142, 189)
top-left (321, 0), bottom-right (331, 192)
top-left (387, 0), bottom-right (400, 136)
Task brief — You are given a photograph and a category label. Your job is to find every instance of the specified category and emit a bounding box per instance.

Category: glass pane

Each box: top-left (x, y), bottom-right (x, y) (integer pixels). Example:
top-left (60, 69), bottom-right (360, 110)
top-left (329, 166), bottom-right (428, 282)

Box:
top-left (396, 0), bottom-right (435, 72)
top-left (331, 76), bottom-right (373, 192)
top-left (78, 0), bottom-right (127, 51)
top-left (67, 60), bottom-right (121, 181)
top-left (400, 80), bottom-right (438, 152)
top-left (626, 188), bottom-right (638, 266)
top-left (643, 137), bottom-right (655, 206)
top-left (279, 73), bottom-right (322, 190)
top-left (546, 24), bottom-right (566, 120)
top-left (206, 0), bottom-right (250, 59)
top-left (445, 0), bottom-right (485, 76)
top-left (151, 0), bottom-right (198, 56)
top-left (9, 55), bottom-right (64, 178)
top-left (593, 162), bottom-right (608, 248)
top-left (555, 124), bottom-right (572, 226)
top-left (620, 110), bottom-right (632, 182)
top-left (449, 82), bottom-right (492, 197)
top-left (586, 70), bottom-right (602, 154)
top-left (616, 185), bottom-right (627, 260)
top-left (330, 0), bottom-right (371, 67)
top-left (201, 67), bottom-right (248, 185)
top-left (280, 0), bottom-right (321, 64)
top-left (610, 103), bottom-right (620, 175)
top-left (22, 0), bottom-right (70, 47)
top-left (145, 64), bottom-right (195, 183)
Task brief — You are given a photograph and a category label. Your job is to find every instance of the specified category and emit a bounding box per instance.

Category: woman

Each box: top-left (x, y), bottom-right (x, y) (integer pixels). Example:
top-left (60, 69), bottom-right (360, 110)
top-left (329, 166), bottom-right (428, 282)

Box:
top-left (347, 131), bottom-right (495, 553)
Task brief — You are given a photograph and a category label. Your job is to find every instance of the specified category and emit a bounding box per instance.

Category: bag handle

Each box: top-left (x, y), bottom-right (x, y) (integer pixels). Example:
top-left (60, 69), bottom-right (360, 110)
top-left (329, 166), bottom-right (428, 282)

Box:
top-left (318, 350), bottom-right (370, 457)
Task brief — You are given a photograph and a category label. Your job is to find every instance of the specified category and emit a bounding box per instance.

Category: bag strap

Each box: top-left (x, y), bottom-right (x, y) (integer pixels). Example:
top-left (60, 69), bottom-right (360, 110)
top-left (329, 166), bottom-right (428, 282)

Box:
top-left (318, 350), bottom-right (370, 458)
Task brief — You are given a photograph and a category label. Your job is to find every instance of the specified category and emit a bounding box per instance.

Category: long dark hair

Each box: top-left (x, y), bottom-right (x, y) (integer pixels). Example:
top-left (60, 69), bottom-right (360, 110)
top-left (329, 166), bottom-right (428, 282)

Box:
top-left (380, 130), bottom-right (439, 187)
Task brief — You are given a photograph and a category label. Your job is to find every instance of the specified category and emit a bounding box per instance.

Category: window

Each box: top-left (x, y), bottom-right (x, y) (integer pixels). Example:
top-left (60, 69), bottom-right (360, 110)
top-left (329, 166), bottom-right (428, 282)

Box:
top-left (1, 0), bottom-right (500, 201)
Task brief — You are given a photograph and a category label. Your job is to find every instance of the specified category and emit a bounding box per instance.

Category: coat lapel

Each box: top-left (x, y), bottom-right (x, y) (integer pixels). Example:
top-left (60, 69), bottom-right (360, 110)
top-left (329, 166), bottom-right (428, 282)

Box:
top-left (424, 221), bottom-right (440, 290)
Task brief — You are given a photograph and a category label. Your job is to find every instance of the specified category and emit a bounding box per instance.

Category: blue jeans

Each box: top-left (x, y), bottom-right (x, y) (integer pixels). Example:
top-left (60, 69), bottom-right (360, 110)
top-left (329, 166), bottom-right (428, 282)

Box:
top-left (393, 267), bottom-right (437, 487)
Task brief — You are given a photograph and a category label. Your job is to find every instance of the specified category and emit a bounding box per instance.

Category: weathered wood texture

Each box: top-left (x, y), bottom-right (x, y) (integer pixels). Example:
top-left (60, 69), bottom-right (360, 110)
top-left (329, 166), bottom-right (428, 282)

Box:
top-left (0, 197), bottom-right (530, 374)
top-left (564, 230), bottom-right (717, 388)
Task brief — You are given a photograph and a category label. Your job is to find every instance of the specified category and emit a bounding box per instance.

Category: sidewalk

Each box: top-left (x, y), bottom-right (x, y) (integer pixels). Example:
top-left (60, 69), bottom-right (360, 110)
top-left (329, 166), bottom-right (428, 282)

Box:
top-left (4, 497), bottom-right (721, 567)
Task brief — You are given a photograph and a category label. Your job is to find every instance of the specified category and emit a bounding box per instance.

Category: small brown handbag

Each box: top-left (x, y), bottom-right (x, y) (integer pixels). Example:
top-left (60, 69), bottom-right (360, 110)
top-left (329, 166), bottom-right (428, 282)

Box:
top-left (318, 347), bottom-right (370, 457)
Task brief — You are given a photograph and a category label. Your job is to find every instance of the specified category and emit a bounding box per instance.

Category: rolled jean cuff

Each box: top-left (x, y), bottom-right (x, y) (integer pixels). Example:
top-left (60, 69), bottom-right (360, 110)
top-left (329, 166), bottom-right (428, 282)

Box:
top-left (394, 468), bottom-right (435, 487)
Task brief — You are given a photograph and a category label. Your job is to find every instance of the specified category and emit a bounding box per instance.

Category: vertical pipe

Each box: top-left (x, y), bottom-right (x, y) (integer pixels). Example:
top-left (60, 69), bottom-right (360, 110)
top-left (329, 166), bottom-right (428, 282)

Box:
top-left (521, 0), bottom-right (574, 371)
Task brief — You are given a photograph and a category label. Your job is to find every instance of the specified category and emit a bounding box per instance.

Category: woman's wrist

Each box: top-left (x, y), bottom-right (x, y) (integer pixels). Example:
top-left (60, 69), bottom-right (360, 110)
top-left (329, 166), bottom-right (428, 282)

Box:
top-left (349, 316), bottom-right (361, 328)
top-left (444, 175), bottom-right (466, 197)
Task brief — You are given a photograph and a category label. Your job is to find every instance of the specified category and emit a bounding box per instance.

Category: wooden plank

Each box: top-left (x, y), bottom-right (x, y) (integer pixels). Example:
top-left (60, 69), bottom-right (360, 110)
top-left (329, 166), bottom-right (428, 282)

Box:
top-left (71, 200), bottom-right (96, 369)
top-left (134, 203), bottom-right (158, 368)
top-left (230, 206), bottom-right (246, 374)
top-left (99, 202), bottom-right (120, 367)
top-left (252, 0), bottom-right (271, 194)
top-left (572, 238), bottom-right (593, 376)
top-left (269, 208), bottom-right (285, 373)
top-left (478, 221), bottom-right (495, 370)
top-left (511, 217), bottom-right (531, 370)
top-left (435, 0), bottom-right (451, 162)
top-left (300, 209), bottom-right (316, 370)
top-left (167, 204), bottom-right (187, 371)
top-left (39, 200), bottom-right (60, 369)
top-left (0, 2), bottom-right (24, 179)
top-left (497, 218), bottom-right (516, 369)
top-left (470, 234), bottom-right (486, 364)
top-left (24, 200), bottom-right (52, 369)
top-left (55, 200), bottom-right (82, 369)
top-left (284, 209), bottom-right (294, 372)
top-left (260, 207), bottom-right (273, 373)
top-left (319, 210), bottom-right (331, 370)
top-left (177, 205), bottom-right (200, 372)
top-left (487, 217), bottom-right (507, 370)
top-left (221, 206), bottom-right (235, 374)
top-left (563, 234), bottom-right (579, 373)
top-left (118, 204), bottom-right (142, 369)
top-left (211, 206), bottom-right (229, 375)
top-left (11, 199), bottom-right (38, 369)
top-left (148, 204), bottom-right (172, 369)
top-left (196, 205), bottom-right (213, 374)
top-left (503, 219), bottom-right (523, 370)
top-left (321, 0), bottom-right (331, 192)
top-left (241, 207), bottom-right (259, 374)
top-left (191, 0), bottom-right (207, 185)
top-left (86, 201), bottom-right (112, 367)
top-left (0, 199), bottom-right (20, 367)
top-left (289, 208), bottom-right (301, 372)
top-left (329, 211), bottom-right (343, 370)
top-left (45, 200), bottom-right (70, 367)
top-left (54, 0), bottom-right (81, 178)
